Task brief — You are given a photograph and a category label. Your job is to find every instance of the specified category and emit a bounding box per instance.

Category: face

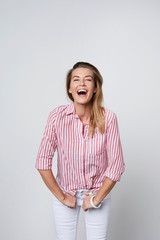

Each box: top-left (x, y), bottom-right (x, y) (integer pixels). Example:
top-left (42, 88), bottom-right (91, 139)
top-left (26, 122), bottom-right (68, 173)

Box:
top-left (69, 67), bottom-right (97, 107)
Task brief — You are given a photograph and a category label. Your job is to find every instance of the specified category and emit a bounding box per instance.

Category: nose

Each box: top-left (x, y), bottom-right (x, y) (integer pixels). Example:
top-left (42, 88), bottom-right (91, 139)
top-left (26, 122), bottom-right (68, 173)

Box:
top-left (79, 79), bottom-right (86, 85)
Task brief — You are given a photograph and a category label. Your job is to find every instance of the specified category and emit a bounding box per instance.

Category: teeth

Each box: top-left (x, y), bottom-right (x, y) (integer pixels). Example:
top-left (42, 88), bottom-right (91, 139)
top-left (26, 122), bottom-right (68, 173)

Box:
top-left (77, 90), bottom-right (87, 93)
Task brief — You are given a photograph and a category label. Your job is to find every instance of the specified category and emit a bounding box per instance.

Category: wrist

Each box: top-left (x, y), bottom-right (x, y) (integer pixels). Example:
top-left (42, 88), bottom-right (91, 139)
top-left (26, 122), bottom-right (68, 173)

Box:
top-left (59, 193), bottom-right (66, 204)
top-left (93, 196), bottom-right (100, 207)
top-left (90, 196), bottom-right (102, 208)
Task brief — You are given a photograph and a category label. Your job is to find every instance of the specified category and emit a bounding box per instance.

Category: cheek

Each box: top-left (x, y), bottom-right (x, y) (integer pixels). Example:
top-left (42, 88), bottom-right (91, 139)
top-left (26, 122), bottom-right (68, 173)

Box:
top-left (70, 82), bottom-right (78, 90)
top-left (69, 85), bottom-right (76, 94)
top-left (89, 84), bottom-right (96, 93)
top-left (69, 82), bottom-right (73, 93)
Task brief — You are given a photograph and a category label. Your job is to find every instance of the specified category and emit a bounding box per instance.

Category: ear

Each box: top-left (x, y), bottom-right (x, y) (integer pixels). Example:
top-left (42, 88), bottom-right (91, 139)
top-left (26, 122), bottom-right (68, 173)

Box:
top-left (93, 87), bottom-right (97, 93)
top-left (69, 88), bottom-right (72, 94)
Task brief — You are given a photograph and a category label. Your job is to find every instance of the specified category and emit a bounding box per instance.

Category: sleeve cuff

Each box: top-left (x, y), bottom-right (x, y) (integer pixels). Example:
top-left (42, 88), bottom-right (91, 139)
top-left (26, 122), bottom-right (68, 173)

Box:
top-left (105, 168), bottom-right (125, 182)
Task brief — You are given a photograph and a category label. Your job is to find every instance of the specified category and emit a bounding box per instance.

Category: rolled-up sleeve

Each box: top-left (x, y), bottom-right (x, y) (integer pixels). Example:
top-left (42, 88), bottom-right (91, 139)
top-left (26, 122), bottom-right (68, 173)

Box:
top-left (35, 110), bottom-right (58, 170)
top-left (105, 112), bottom-right (125, 181)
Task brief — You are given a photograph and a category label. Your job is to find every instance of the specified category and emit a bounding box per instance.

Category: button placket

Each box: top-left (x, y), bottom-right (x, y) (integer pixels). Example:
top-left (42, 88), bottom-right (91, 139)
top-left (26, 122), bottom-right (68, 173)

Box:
top-left (83, 124), bottom-right (89, 140)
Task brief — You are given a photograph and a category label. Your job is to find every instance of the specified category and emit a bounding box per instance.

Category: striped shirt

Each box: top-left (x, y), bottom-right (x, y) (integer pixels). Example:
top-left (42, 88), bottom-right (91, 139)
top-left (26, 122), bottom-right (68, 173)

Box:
top-left (36, 102), bottom-right (125, 195)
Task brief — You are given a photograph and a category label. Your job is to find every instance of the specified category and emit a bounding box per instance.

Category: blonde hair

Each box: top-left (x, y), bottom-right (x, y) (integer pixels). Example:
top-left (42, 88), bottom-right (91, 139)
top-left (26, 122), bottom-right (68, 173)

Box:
top-left (66, 62), bottom-right (105, 137)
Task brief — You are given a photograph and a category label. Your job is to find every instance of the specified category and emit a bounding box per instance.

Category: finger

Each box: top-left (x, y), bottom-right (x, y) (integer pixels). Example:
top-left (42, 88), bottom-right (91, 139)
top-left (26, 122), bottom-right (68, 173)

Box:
top-left (85, 192), bottom-right (94, 197)
top-left (85, 192), bottom-right (90, 196)
top-left (82, 203), bottom-right (86, 210)
top-left (83, 206), bottom-right (88, 212)
top-left (82, 206), bottom-right (86, 211)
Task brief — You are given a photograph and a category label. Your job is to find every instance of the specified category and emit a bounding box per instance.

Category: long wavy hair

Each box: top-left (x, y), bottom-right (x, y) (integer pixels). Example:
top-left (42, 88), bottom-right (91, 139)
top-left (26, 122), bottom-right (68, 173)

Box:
top-left (66, 62), bottom-right (105, 137)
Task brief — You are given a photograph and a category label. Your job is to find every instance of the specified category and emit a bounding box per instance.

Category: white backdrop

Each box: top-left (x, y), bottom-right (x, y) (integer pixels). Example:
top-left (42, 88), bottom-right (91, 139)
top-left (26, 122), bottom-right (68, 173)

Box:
top-left (0, 0), bottom-right (160, 239)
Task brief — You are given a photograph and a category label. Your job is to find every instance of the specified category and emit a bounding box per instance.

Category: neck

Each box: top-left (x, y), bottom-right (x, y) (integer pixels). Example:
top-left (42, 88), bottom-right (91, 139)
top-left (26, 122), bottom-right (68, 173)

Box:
top-left (74, 102), bottom-right (92, 124)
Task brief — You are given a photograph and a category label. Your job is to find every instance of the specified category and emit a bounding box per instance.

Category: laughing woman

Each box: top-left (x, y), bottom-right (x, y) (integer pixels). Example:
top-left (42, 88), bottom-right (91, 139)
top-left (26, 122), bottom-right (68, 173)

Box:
top-left (35, 62), bottom-right (125, 240)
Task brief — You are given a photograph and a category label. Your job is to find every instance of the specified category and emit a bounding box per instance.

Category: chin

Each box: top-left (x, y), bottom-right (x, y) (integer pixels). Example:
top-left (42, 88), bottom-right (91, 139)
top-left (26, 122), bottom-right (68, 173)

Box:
top-left (73, 96), bottom-right (93, 105)
top-left (76, 100), bottom-right (92, 105)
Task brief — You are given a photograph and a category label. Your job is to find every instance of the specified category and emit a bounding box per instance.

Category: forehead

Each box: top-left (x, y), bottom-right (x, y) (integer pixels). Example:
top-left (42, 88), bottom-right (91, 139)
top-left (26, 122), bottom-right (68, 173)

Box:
top-left (71, 67), bottom-right (93, 78)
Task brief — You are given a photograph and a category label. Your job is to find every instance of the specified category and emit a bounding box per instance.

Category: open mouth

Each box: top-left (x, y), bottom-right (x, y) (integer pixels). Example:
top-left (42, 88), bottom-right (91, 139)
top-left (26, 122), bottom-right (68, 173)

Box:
top-left (77, 89), bottom-right (88, 96)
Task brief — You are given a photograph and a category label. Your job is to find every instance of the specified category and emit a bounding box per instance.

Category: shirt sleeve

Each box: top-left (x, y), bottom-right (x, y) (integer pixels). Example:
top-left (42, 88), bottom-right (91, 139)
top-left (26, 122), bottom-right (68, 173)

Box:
top-left (105, 112), bottom-right (125, 181)
top-left (35, 110), bottom-right (58, 170)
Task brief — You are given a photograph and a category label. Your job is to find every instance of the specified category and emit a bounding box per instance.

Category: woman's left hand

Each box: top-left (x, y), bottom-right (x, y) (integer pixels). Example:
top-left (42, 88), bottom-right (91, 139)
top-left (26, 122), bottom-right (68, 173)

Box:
top-left (82, 192), bottom-right (95, 211)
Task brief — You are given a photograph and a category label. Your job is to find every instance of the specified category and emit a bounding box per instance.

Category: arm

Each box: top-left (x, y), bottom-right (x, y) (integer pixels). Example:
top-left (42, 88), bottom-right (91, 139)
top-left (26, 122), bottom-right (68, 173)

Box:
top-left (36, 110), bottom-right (76, 208)
top-left (82, 112), bottom-right (125, 211)
top-left (93, 177), bottom-right (116, 205)
top-left (82, 177), bottom-right (116, 211)
top-left (38, 169), bottom-right (76, 209)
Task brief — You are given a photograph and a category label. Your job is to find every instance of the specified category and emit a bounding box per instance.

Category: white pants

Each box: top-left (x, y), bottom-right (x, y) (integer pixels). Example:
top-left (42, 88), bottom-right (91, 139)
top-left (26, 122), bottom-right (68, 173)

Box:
top-left (52, 189), bottom-right (111, 240)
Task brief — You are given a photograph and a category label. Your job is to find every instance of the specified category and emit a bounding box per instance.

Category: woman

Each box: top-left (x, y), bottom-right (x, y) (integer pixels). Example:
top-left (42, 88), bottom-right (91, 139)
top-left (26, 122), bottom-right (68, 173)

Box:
top-left (36, 62), bottom-right (125, 240)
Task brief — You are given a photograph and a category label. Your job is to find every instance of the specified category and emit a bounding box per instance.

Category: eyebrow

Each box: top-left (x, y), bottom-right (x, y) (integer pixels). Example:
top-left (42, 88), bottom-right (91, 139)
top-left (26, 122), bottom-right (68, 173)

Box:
top-left (72, 75), bottom-right (93, 78)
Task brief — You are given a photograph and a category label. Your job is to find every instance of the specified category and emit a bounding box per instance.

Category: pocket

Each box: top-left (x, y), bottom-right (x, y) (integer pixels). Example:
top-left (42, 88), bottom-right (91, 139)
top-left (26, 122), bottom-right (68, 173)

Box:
top-left (87, 133), bottom-right (106, 156)
top-left (86, 150), bottom-right (107, 176)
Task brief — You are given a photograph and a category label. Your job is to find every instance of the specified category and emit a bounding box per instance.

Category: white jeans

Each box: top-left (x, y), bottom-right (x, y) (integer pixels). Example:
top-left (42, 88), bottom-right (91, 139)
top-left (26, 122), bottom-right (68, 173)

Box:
top-left (52, 189), bottom-right (111, 240)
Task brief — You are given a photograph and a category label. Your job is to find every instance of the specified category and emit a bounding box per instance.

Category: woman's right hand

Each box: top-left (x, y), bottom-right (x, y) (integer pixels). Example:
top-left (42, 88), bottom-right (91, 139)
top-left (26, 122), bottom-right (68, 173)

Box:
top-left (63, 192), bottom-right (77, 209)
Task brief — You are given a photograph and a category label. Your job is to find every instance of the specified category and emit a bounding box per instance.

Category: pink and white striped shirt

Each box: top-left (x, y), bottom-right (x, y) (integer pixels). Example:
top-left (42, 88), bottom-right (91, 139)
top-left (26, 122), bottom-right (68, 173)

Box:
top-left (36, 102), bottom-right (125, 195)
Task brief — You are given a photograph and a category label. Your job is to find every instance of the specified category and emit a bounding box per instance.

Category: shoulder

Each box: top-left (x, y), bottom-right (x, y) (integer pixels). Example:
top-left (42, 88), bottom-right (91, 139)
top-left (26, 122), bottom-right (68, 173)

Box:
top-left (47, 103), bottom-right (70, 123)
top-left (104, 107), bottom-right (117, 128)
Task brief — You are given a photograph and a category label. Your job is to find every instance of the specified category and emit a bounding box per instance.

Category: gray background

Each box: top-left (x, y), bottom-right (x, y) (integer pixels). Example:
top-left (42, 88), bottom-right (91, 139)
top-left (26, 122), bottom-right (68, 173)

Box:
top-left (0, 0), bottom-right (160, 239)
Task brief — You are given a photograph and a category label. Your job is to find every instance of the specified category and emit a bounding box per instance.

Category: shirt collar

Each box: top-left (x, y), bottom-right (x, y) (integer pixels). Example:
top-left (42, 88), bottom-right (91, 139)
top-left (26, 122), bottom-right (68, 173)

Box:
top-left (66, 102), bottom-right (78, 118)
top-left (66, 102), bottom-right (89, 124)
